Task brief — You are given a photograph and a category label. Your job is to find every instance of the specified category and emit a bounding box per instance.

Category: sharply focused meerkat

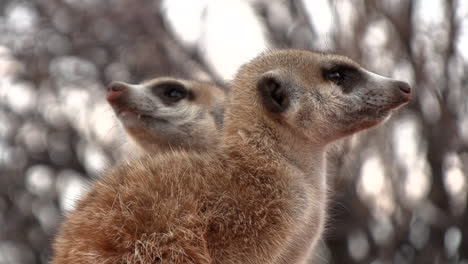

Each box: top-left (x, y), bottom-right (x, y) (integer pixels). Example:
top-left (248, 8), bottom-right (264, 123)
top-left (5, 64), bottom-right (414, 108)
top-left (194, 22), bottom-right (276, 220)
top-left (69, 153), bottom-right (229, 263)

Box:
top-left (51, 50), bottom-right (411, 264)
top-left (106, 77), bottom-right (225, 154)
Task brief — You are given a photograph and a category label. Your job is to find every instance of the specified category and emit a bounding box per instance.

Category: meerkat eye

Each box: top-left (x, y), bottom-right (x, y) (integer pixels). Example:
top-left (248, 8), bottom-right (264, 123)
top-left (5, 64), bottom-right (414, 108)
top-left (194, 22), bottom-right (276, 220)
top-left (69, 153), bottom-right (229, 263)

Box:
top-left (151, 81), bottom-right (189, 104)
top-left (325, 71), bottom-right (344, 84)
top-left (164, 87), bottom-right (186, 100)
top-left (322, 64), bottom-right (362, 92)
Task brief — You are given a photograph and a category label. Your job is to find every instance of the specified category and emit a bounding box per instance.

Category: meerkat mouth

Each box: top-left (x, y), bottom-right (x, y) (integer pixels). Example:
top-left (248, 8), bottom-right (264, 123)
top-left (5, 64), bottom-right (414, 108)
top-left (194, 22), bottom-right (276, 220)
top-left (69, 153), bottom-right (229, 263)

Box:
top-left (117, 108), bottom-right (168, 124)
top-left (363, 97), bottom-right (409, 114)
top-left (382, 99), bottom-right (410, 112)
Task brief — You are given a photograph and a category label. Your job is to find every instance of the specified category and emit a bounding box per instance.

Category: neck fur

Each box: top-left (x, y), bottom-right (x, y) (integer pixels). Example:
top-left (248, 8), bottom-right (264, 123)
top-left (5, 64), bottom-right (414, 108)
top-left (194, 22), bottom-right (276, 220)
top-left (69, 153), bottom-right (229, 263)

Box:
top-left (222, 107), bottom-right (326, 178)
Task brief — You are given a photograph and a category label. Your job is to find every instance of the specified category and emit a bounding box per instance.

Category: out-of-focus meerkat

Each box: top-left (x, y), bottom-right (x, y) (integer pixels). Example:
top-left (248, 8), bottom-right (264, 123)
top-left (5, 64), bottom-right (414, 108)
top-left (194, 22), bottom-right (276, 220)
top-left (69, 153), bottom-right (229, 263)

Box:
top-left (106, 77), bottom-right (225, 154)
top-left (51, 50), bottom-right (411, 264)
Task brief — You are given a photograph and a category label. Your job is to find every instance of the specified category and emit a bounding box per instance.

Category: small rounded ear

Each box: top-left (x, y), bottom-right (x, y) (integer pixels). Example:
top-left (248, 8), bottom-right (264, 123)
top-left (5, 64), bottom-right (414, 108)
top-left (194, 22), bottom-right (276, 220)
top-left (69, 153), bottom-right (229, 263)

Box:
top-left (257, 72), bottom-right (291, 114)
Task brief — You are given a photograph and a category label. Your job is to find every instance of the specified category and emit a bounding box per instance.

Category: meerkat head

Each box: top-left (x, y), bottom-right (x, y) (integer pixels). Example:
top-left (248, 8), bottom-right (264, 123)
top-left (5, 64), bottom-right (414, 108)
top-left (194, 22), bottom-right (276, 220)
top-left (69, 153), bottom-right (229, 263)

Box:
top-left (106, 77), bottom-right (225, 153)
top-left (227, 49), bottom-right (411, 144)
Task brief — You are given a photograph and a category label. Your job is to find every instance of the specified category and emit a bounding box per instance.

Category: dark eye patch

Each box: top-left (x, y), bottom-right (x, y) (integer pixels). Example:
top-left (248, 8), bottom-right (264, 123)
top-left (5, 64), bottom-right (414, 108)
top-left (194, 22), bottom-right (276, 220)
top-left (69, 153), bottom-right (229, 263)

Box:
top-left (150, 81), bottom-right (194, 105)
top-left (322, 63), bottom-right (363, 93)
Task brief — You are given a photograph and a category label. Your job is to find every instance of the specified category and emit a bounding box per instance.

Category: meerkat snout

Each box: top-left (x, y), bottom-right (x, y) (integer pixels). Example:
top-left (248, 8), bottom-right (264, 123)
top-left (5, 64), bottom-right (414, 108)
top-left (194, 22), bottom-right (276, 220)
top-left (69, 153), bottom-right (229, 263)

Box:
top-left (394, 80), bottom-right (412, 104)
top-left (108, 81), bottom-right (129, 92)
top-left (397, 81), bottom-right (411, 94)
top-left (106, 82), bottom-right (132, 110)
top-left (106, 77), bottom-right (226, 153)
top-left (359, 70), bottom-right (412, 113)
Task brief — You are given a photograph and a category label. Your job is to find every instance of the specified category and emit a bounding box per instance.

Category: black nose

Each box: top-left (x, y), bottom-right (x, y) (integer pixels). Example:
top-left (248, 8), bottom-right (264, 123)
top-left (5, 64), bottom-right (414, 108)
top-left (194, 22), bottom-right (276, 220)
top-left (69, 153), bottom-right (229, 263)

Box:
top-left (397, 81), bottom-right (411, 94)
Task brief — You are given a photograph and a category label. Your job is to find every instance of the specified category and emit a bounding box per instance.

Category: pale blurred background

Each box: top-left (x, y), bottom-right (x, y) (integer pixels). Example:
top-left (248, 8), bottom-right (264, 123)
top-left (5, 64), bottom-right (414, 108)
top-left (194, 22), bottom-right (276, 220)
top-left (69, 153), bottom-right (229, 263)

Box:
top-left (0, 0), bottom-right (467, 263)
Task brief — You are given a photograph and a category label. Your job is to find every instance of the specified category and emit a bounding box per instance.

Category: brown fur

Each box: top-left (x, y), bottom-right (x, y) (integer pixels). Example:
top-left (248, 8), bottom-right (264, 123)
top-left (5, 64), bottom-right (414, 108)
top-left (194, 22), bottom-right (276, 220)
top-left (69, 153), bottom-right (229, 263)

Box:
top-left (51, 49), bottom-right (410, 264)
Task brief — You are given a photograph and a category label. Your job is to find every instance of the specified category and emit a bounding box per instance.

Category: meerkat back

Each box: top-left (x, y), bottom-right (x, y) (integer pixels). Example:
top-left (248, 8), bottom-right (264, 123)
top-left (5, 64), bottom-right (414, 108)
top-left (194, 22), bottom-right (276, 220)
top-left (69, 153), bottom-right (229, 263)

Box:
top-left (106, 77), bottom-right (226, 155)
top-left (51, 50), bottom-right (411, 264)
